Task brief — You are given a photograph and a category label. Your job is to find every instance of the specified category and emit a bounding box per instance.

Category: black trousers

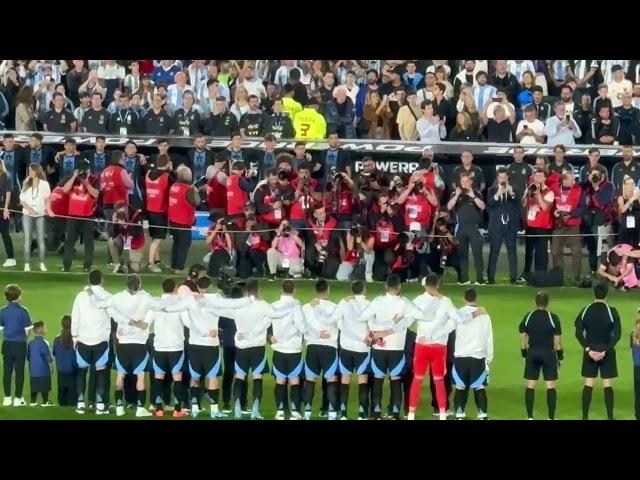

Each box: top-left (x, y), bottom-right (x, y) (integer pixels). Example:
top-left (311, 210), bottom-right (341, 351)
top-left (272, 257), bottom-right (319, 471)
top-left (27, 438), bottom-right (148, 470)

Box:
top-left (57, 371), bottom-right (77, 406)
top-left (487, 224), bottom-right (518, 281)
top-left (45, 217), bottom-right (66, 252)
top-left (170, 223), bottom-right (192, 271)
top-left (408, 252), bottom-right (430, 280)
top-left (237, 249), bottom-right (267, 278)
top-left (222, 346), bottom-right (247, 409)
top-left (523, 227), bottom-right (550, 274)
top-left (0, 216), bottom-right (14, 259)
top-left (426, 250), bottom-right (461, 281)
top-left (456, 225), bottom-right (484, 283)
top-left (63, 218), bottom-right (95, 270)
top-left (208, 249), bottom-right (231, 277)
top-left (2, 341), bottom-right (26, 398)
top-left (305, 247), bottom-right (340, 279)
top-left (373, 248), bottom-right (395, 281)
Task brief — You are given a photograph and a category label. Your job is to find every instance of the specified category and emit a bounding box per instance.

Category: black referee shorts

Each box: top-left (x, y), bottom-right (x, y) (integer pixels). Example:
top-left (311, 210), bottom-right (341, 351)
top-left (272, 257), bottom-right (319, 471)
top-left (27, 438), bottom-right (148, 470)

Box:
top-left (582, 349), bottom-right (618, 379)
top-left (524, 348), bottom-right (558, 381)
top-left (272, 351), bottom-right (304, 381)
top-left (115, 344), bottom-right (149, 375)
top-left (76, 341), bottom-right (110, 369)
top-left (147, 212), bottom-right (168, 240)
top-left (452, 357), bottom-right (487, 389)
top-left (152, 350), bottom-right (185, 377)
top-left (235, 346), bottom-right (269, 376)
top-left (188, 345), bottom-right (221, 379)
top-left (304, 344), bottom-right (338, 380)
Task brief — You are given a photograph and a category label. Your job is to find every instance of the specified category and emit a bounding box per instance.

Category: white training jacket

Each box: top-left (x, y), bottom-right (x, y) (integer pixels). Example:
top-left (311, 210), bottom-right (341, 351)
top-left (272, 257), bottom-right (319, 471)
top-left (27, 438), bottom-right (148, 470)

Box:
top-left (361, 293), bottom-right (425, 351)
top-left (412, 292), bottom-right (472, 345)
top-left (454, 305), bottom-right (494, 363)
top-left (148, 294), bottom-right (189, 352)
top-left (330, 295), bottom-right (371, 353)
top-left (269, 295), bottom-right (306, 354)
top-left (303, 299), bottom-right (339, 349)
top-left (71, 286), bottom-right (112, 346)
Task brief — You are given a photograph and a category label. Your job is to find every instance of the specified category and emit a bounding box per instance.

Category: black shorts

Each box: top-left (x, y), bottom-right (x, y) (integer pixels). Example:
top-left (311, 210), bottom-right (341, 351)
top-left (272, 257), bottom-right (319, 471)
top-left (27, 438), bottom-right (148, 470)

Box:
top-left (524, 349), bottom-right (559, 381)
top-left (235, 346), bottom-right (269, 376)
top-left (115, 343), bottom-right (149, 375)
top-left (147, 212), bottom-right (168, 240)
top-left (304, 344), bottom-right (338, 380)
top-left (582, 349), bottom-right (618, 379)
top-left (152, 350), bottom-right (185, 377)
top-left (370, 349), bottom-right (405, 378)
top-left (452, 357), bottom-right (487, 389)
top-left (30, 376), bottom-right (51, 394)
top-left (76, 341), bottom-right (110, 369)
top-left (339, 349), bottom-right (370, 376)
top-left (272, 351), bottom-right (304, 380)
top-left (188, 345), bottom-right (221, 379)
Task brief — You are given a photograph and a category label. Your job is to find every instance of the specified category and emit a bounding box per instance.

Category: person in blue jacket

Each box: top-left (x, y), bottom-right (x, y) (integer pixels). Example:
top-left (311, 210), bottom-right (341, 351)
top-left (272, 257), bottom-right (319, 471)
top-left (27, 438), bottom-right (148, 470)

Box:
top-left (28, 321), bottom-right (53, 406)
top-left (632, 314), bottom-right (640, 420)
top-left (52, 315), bottom-right (77, 406)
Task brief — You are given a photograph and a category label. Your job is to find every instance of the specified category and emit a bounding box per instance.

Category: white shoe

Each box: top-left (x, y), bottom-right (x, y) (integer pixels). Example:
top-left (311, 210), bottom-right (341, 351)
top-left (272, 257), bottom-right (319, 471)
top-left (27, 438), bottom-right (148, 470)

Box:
top-left (455, 411), bottom-right (466, 420)
top-left (30, 402), bottom-right (38, 407)
top-left (439, 413), bottom-right (448, 421)
top-left (41, 401), bottom-right (54, 407)
top-left (13, 397), bottom-right (26, 406)
top-left (407, 412), bottom-right (415, 421)
top-left (191, 405), bottom-right (200, 418)
top-left (328, 411), bottom-right (337, 420)
top-left (289, 411), bottom-right (303, 421)
top-left (2, 396), bottom-right (11, 406)
top-left (365, 273), bottom-right (373, 283)
top-left (274, 410), bottom-right (285, 420)
top-left (23, 264), bottom-right (30, 272)
top-left (75, 401), bottom-right (86, 414)
top-left (149, 264), bottom-right (162, 273)
top-left (339, 416), bottom-right (348, 420)
top-left (304, 411), bottom-right (312, 420)
top-left (95, 403), bottom-right (109, 415)
top-left (39, 263), bottom-right (47, 272)
top-left (136, 407), bottom-right (153, 417)
top-left (203, 252), bottom-right (212, 264)
top-left (477, 412), bottom-right (488, 420)
top-left (116, 406), bottom-right (125, 417)
top-left (113, 264), bottom-right (121, 274)
top-left (2, 259), bottom-right (16, 267)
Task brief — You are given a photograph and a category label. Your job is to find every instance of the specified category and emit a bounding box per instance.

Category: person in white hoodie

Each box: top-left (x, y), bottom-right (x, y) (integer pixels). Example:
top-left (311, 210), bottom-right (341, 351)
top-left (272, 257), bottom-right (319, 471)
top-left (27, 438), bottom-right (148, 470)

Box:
top-left (360, 274), bottom-right (426, 420)
top-left (408, 274), bottom-right (483, 420)
top-left (452, 288), bottom-right (493, 420)
top-left (269, 280), bottom-right (306, 420)
top-left (71, 269), bottom-right (112, 415)
top-left (329, 280), bottom-right (371, 420)
top-left (301, 279), bottom-right (340, 420)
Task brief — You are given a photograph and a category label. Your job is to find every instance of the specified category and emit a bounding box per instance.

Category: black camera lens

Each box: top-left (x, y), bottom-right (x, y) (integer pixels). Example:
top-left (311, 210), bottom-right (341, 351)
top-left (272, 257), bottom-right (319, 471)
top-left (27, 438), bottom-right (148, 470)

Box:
top-left (278, 170), bottom-right (288, 180)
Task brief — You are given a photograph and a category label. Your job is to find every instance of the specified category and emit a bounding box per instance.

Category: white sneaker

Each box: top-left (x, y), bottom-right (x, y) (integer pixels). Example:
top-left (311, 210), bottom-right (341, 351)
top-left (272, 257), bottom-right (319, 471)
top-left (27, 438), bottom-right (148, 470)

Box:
top-left (23, 264), bottom-right (30, 272)
top-left (113, 264), bottom-right (121, 274)
top-left (455, 411), bottom-right (466, 420)
top-left (95, 403), bottom-right (109, 415)
top-left (365, 273), bottom-right (373, 283)
top-left (203, 252), bottom-right (212, 264)
top-left (116, 406), bottom-right (125, 417)
top-left (328, 411), bottom-right (337, 420)
top-left (339, 416), bottom-right (348, 420)
top-left (407, 412), bottom-right (415, 421)
top-left (30, 402), bottom-right (38, 407)
top-left (2, 259), bottom-right (16, 267)
top-left (136, 407), bottom-right (153, 417)
top-left (477, 412), bottom-right (488, 420)
top-left (191, 405), bottom-right (200, 418)
top-left (39, 263), bottom-right (47, 272)
top-left (274, 410), bottom-right (285, 420)
top-left (149, 264), bottom-right (162, 273)
top-left (304, 411), bottom-right (312, 420)
top-left (75, 401), bottom-right (86, 414)
top-left (289, 411), bottom-right (303, 421)
top-left (439, 412), bottom-right (448, 421)
top-left (2, 396), bottom-right (11, 406)
top-left (41, 401), bottom-right (54, 407)
top-left (13, 397), bottom-right (26, 406)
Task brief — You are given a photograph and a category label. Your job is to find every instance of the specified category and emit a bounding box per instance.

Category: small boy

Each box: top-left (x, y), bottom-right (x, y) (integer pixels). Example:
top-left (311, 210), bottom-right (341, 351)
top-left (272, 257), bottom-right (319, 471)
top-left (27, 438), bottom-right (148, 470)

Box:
top-left (27, 321), bottom-right (53, 406)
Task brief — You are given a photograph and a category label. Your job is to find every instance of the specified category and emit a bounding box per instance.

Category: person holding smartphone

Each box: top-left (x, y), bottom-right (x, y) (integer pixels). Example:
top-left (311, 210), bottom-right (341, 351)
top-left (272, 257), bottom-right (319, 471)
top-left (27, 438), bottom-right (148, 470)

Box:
top-left (544, 102), bottom-right (582, 146)
top-left (515, 105), bottom-right (545, 144)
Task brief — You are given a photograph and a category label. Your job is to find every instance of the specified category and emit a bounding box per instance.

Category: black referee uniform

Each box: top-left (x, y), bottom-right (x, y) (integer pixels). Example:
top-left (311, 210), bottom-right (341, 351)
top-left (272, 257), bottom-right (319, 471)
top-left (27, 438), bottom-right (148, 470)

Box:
top-left (519, 309), bottom-right (561, 419)
top-left (575, 299), bottom-right (621, 420)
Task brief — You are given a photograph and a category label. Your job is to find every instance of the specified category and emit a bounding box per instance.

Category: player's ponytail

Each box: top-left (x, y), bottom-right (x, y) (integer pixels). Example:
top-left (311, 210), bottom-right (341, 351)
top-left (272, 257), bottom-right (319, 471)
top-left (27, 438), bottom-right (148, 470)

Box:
top-left (60, 315), bottom-right (73, 349)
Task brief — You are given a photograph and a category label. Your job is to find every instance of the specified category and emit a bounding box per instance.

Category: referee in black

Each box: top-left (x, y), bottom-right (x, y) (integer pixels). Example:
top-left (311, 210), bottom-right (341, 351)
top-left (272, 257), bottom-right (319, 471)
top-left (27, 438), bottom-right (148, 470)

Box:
top-left (519, 291), bottom-right (563, 420)
top-left (575, 283), bottom-right (621, 420)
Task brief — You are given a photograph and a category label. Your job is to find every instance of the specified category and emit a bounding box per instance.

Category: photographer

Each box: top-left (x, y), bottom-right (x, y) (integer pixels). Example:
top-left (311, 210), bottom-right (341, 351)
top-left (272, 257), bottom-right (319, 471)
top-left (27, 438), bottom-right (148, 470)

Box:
top-left (367, 191), bottom-right (406, 281)
top-left (582, 164), bottom-right (615, 274)
top-left (205, 154), bottom-right (227, 217)
top-left (206, 215), bottom-right (234, 277)
top-left (267, 219), bottom-right (304, 280)
top-left (487, 168), bottom-right (520, 284)
top-left (305, 204), bottom-right (340, 279)
top-left (62, 164), bottom-right (100, 272)
top-left (108, 202), bottom-right (144, 274)
top-left (520, 168), bottom-right (554, 280)
top-left (412, 148), bottom-right (446, 198)
top-left (44, 180), bottom-right (68, 253)
top-left (99, 151), bottom-right (134, 231)
top-left (426, 209), bottom-right (461, 281)
top-left (552, 171), bottom-right (586, 283)
top-left (254, 168), bottom-right (286, 228)
top-left (355, 156), bottom-right (386, 205)
top-left (327, 167), bottom-right (357, 240)
top-left (396, 173), bottom-right (438, 233)
top-left (446, 172), bottom-right (486, 285)
top-left (235, 206), bottom-right (270, 279)
top-left (617, 175), bottom-right (640, 247)
top-left (225, 160), bottom-right (254, 223)
top-left (336, 221), bottom-right (374, 282)
top-left (144, 153), bottom-right (174, 272)
top-left (168, 165), bottom-right (199, 275)
top-left (289, 162), bottom-right (322, 231)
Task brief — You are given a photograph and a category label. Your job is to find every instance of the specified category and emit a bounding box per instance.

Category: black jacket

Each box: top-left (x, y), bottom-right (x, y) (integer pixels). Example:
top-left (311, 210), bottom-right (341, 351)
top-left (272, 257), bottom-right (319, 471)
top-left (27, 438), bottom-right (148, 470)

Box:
top-left (203, 112), bottom-right (238, 137)
top-left (323, 98), bottom-right (356, 138)
top-left (185, 148), bottom-right (216, 180)
top-left (486, 184), bottom-right (521, 231)
top-left (489, 73), bottom-right (520, 104)
top-left (263, 114), bottom-right (294, 139)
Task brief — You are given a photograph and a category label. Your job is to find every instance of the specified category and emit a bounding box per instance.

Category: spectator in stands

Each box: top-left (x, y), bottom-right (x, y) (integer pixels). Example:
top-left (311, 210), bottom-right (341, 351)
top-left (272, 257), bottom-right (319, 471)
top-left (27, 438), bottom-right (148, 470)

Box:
top-left (151, 60), bottom-right (181, 86)
top-left (281, 85), bottom-right (303, 121)
top-left (515, 105), bottom-right (545, 144)
top-left (324, 87), bottom-right (356, 139)
top-left (123, 61), bottom-right (141, 98)
top-left (77, 69), bottom-right (104, 99)
top-left (617, 175), bottom-right (640, 247)
top-left (433, 66), bottom-right (454, 100)
top-left (515, 71), bottom-right (536, 118)
top-left (237, 62), bottom-right (266, 101)
top-left (614, 91), bottom-right (640, 145)
top-left (416, 71), bottom-right (436, 105)
top-left (559, 84), bottom-right (575, 118)
top-left (608, 65), bottom-right (632, 108)
top-left (529, 86), bottom-right (551, 122)
top-left (267, 219), bottom-right (304, 280)
top-left (574, 93), bottom-right (595, 144)
top-left (199, 78), bottom-right (228, 115)
top-left (14, 86), bottom-right (36, 132)
top-left (355, 69), bottom-right (380, 122)
top-left (594, 84), bottom-right (613, 116)
top-left (65, 60), bottom-right (88, 107)
top-left (568, 60), bottom-right (599, 98)
top-left (490, 60), bottom-right (520, 103)
top-left (633, 83), bottom-right (640, 109)
top-left (359, 89), bottom-right (392, 139)
top-left (611, 145), bottom-right (640, 190)
top-left (472, 71), bottom-right (496, 112)
top-left (402, 61), bottom-right (424, 91)
top-left (460, 93), bottom-right (481, 133)
top-left (582, 164), bottom-right (616, 274)
top-left (544, 102), bottom-right (581, 146)
top-left (431, 82), bottom-right (456, 132)
top-left (342, 70), bottom-right (359, 105)
top-left (229, 85), bottom-right (249, 122)
top-left (453, 60), bottom-right (477, 98)
top-left (507, 60), bottom-right (536, 82)
top-left (238, 95), bottom-right (267, 139)
top-left (317, 71), bottom-right (335, 104)
top-left (73, 93), bottom-right (90, 125)
top-left (482, 103), bottom-right (514, 142)
top-left (289, 67), bottom-right (308, 107)
top-left (416, 100), bottom-right (446, 143)
top-left (448, 112), bottom-right (478, 142)
top-left (587, 104), bottom-right (620, 145)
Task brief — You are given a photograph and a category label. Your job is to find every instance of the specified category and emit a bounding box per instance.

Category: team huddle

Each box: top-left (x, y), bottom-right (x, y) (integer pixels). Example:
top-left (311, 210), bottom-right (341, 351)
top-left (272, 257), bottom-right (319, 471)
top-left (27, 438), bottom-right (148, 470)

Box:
top-left (0, 266), bottom-right (633, 420)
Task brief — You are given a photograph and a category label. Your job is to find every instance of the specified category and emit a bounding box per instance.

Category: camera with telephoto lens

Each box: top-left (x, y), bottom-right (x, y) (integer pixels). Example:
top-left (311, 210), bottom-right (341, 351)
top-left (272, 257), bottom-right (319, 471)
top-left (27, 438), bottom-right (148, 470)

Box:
top-left (77, 159), bottom-right (90, 179)
top-left (527, 183), bottom-right (539, 196)
top-left (246, 213), bottom-right (256, 222)
top-left (414, 180), bottom-right (424, 192)
top-left (350, 224), bottom-right (362, 237)
top-left (194, 176), bottom-right (208, 188)
top-left (318, 249), bottom-right (328, 264)
top-left (278, 170), bottom-right (289, 181)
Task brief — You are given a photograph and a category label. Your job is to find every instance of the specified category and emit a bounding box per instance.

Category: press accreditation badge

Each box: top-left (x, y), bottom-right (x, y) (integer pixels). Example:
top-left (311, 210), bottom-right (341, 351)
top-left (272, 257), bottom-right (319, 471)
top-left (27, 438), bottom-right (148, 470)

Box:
top-left (627, 215), bottom-right (636, 229)
top-left (274, 208), bottom-right (282, 220)
top-left (282, 257), bottom-right (290, 269)
top-left (124, 236), bottom-right (132, 251)
top-left (527, 207), bottom-right (538, 221)
top-left (120, 127), bottom-right (127, 136)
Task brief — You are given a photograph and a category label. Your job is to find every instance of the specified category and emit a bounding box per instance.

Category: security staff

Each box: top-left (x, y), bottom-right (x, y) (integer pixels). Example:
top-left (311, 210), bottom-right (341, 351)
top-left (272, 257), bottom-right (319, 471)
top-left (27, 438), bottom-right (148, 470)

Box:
top-left (168, 165), bottom-right (199, 275)
top-left (80, 92), bottom-right (110, 134)
top-left (575, 283), bottom-right (622, 420)
top-left (519, 291), bottom-right (563, 420)
top-left (486, 167), bottom-right (520, 284)
top-left (143, 94), bottom-right (172, 135)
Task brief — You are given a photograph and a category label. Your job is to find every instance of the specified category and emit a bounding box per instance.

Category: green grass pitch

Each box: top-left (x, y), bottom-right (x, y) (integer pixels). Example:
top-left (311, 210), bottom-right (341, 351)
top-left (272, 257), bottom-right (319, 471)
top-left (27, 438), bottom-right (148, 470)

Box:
top-left (0, 239), bottom-right (637, 420)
